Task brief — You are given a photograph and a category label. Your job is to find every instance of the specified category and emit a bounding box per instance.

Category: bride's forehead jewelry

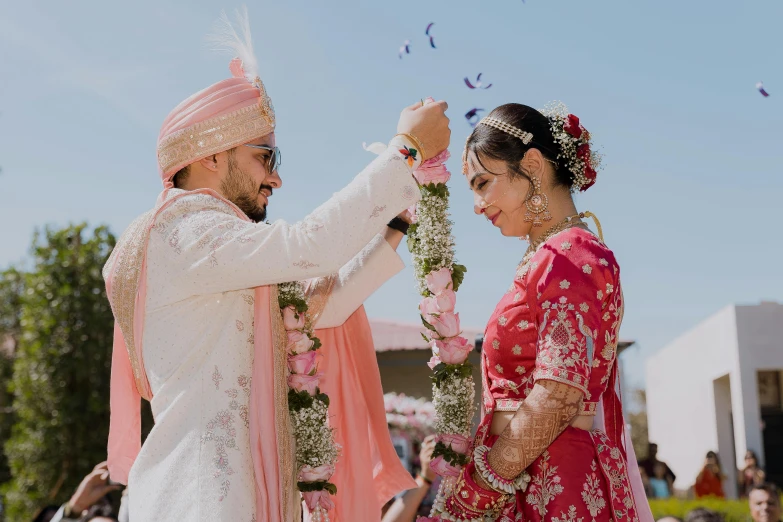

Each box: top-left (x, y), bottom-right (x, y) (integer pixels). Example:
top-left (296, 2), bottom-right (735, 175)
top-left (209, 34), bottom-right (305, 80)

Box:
top-left (463, 118), bottom-right (533, 175)
top-left (478, 117), bottom-right (534, 144)
top-left (461, 136), bottom-right (470, 175)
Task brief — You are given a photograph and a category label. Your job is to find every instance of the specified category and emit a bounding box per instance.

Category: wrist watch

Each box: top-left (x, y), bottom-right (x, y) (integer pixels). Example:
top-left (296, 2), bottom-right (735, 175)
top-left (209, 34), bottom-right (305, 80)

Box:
top-left (387, 217), bottom-right (410, 235)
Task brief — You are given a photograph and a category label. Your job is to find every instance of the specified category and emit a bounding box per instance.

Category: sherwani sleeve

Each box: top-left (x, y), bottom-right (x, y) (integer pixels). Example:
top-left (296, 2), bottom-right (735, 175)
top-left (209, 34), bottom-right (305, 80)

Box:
top-left (157, 140), bottom-right (421, 297)
top-left (312, 233), bottom-right (405, 329)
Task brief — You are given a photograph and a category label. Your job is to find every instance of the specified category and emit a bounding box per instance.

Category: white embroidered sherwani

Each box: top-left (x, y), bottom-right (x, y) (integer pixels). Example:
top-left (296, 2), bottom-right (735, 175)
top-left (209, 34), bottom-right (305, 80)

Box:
top-left (113, 146), bottom-right (420, 521)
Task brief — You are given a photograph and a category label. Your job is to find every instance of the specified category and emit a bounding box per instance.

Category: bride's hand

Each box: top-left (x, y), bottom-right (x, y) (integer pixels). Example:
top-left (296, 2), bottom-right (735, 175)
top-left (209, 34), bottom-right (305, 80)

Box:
top-left (397, 210), bottom-right (414, 224)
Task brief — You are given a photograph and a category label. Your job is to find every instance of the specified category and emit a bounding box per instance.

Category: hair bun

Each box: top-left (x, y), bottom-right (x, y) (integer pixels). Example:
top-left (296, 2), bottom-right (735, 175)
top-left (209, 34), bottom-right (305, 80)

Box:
top-left (540, 102), bottom-right (602, 192)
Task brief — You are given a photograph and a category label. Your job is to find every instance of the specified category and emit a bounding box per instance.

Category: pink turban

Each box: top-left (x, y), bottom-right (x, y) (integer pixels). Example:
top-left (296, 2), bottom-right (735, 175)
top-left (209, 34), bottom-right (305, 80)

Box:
top-left (156, 58), bottom-right (275, 184)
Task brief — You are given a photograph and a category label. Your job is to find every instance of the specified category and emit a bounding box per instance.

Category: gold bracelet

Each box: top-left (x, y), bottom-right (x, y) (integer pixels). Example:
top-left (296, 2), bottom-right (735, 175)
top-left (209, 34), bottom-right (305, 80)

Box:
top-left (394, 133), bottom-right (427, 162)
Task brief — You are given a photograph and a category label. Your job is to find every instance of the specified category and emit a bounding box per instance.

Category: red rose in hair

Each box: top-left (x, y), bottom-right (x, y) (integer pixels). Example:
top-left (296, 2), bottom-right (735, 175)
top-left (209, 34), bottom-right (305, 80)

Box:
top-left (576, 143), bottom-right (591, 161)
top-left (577, 144), bottom-right (596, 191)
top-left (581, 165), bottom-right (597, 191)
top-left (563, 114), bottom-right (583, 138)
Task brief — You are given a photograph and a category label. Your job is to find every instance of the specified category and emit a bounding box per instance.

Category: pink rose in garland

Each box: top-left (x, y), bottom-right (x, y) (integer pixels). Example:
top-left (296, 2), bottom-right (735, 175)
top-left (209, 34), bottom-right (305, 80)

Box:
top-left (288, 372), bottom-right (323, 395)
top-left (434, 289), bottom-right (456, 313)
top-left (436, 433), bottom-right (470, 455)
top-left (299, 464), bottom-right (335, 482)
top-left (420, 289), bottom-right (457, 323)
top-left (413, 149), bottom-right (451, 186)
top-left (433, 336), bottom-right (470, 365)
top-left (427, 355), bottom-right (442, 370)
top-left (425, 267), bottom-right (453, 295)
top-left (287, 330), bottom-right (314, 354)
top-left (429, 455), bottom-right (461, 478)
top-left (419, 296), bottom-right (440, 323)
top-left (302, 491), bottom-right (335, 511)
top-left (431, 312), bottom-right (460, 339)
top-left (287, 351), bottom-right (322, 375)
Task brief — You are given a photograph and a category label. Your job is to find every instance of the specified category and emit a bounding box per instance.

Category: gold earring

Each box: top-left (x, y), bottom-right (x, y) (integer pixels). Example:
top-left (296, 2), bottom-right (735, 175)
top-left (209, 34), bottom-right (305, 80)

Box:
top-left (524, 177), bottom-right (551, 227)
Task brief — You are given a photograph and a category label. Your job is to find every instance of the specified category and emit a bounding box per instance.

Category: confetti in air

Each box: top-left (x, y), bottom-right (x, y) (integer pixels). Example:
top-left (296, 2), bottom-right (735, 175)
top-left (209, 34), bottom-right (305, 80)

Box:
top-left (399, 40), bottom-right (411, 59)
top-left (465, 108), bottom-right (484, 127)
top-left (757, 82), bottom-right (770, 97)
top-left (464, 73), bottom-right (493, 90)
top-left (426, 22), bottom-right (437, 48)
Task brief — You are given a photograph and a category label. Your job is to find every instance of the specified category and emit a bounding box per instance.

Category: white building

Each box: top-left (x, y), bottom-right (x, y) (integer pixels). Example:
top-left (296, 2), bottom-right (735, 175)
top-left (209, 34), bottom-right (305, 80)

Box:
top-left (646, 302), bottom-right (783, 497)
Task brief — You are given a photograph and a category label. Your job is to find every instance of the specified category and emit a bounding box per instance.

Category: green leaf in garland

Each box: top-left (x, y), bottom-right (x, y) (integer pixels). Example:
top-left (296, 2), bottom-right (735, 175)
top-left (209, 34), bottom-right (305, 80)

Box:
top-left (421, 315), bottom-right (437, 332)
top-left (310, 337), bottom-right (322, 351)
top-left (297, 481), bottom-right (338, 495)
top-left (315, 391), bottom-right (330, 407)
top-left (420, 332), bottom-right (431, 343)
top-left (430, 361), bottom-right (473, 388)
top-left (421, 183), bottom-right (450, 199)
top-left (288, 388), bottom-right (314, 411)
top-left (431, 441), bottom-right (470, 466)
top-left (451, 264), bottom-right (467, 292)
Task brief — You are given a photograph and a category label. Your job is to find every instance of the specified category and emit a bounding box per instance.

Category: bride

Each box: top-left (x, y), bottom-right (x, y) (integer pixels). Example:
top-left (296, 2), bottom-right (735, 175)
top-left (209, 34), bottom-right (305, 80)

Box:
top-left (437, 103), bottom-right (652, 521)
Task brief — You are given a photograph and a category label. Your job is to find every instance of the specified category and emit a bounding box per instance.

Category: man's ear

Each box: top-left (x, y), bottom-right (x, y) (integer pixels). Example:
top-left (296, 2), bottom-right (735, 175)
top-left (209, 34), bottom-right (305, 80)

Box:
top-left (198, 155), bottom-right (219, 172)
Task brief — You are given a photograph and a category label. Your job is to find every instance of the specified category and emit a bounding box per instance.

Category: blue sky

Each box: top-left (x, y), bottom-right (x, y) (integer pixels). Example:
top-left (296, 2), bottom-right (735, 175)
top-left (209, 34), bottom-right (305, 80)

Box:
top-left (1, 0), bottom-right (781, 393)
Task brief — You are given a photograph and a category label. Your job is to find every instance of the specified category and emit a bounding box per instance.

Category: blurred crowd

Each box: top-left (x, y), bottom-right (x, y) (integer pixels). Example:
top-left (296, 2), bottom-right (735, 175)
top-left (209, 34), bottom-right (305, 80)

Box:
top-left (639, 443), bottom-right (771, 501)
top-left (17, 430), bottom-right (779, 522)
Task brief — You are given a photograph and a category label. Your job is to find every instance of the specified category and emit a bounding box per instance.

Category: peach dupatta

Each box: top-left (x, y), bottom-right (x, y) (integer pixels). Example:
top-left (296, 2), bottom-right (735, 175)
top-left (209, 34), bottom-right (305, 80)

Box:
top-left (307, 307), bottom-right (416, 522)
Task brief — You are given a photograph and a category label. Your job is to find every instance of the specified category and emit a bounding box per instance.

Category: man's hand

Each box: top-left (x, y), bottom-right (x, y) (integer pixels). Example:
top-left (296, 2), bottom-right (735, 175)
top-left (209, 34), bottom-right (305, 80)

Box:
top-left (68, 461), bottom-right (122, 514)
top-left (419, 434), bottom-right (437, 483)
top-left (397, 100), bottom-right (451, 161)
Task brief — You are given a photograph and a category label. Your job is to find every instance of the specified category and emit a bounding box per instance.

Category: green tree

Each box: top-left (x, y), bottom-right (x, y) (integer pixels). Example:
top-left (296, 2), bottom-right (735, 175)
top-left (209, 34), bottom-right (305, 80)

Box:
top-left (0, 267), bottom-right (24, 488)
top-left (1, 224), bottom-right (115, 521)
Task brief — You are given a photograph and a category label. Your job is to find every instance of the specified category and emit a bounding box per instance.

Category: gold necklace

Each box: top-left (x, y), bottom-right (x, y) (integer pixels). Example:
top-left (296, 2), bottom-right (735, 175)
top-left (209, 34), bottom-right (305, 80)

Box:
top-left (519, 211), bottom-right (602, 266)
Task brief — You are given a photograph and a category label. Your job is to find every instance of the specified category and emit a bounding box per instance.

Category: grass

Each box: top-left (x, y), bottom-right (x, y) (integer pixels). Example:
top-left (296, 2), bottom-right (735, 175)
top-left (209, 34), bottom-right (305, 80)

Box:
top-left (648, 497), bottom-right (751, 522)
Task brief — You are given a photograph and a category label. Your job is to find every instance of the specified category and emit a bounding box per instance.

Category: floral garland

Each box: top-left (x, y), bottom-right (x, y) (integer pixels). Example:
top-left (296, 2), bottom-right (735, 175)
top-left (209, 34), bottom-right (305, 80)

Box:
top-left (278, 282), bottom-right (340, 521)
top-left (540, 101), bottom-right (603, 192)
top-left (405, 147), bottom-right (476, 519)
top-left (384, 392), bottom-right (437, 440)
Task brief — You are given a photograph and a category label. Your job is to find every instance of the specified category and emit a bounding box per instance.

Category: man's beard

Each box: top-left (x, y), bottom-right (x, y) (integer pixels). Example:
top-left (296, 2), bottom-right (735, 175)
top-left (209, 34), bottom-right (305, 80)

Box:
top-left (220, 152), bottom-right (270, 223)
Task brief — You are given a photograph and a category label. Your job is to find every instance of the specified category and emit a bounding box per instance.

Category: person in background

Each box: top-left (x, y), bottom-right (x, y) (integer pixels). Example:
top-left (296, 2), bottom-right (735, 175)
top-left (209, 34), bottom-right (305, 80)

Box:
top-left (639, 466), bottom-right (653, 499)
top-left (31, 505), bottom-right (61, 522)
top-left (694, 451), bottom-right (726, 498)
top-left (749, 483), bottom-right (782, 522)
top-left (50, 462), bottom-right (121, 522)
top-left (684, 508), bottom-right (724, 522)
top-left (639, 443), bottom-right (676, 487)
top-left (740, 450), bottom-right (767, 498)
top-left (382, 435), bottom-right (437, 522)
top-left (650, 461), bottom-right (673, 499)
top-left (656, 517), bottom-right (683, 522)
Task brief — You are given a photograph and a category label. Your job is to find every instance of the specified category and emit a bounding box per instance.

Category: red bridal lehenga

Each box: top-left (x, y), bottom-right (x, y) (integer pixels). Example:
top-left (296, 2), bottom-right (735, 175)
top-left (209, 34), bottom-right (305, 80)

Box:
top-left (475, 225), bottom-right (642, 522)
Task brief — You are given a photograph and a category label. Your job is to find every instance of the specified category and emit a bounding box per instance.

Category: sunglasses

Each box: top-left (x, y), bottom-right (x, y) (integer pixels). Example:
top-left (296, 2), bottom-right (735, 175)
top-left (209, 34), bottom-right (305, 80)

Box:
top-left (244, 144), bottom-right (282, 172)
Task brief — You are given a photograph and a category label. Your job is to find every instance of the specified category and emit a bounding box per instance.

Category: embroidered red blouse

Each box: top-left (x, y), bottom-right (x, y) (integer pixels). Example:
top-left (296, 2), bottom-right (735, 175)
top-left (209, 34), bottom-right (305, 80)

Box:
top-left (481, 226), bottom-right (623, 416)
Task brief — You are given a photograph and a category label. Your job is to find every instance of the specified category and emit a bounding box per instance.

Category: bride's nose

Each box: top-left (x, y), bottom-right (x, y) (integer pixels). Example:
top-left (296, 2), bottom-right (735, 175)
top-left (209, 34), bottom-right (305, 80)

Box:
top-left (474, 193), bottom-right (487, 215)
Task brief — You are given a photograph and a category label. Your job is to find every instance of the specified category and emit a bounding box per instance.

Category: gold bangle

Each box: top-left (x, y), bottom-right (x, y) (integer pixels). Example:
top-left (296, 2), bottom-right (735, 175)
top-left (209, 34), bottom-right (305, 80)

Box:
top-left (394, 133), bottom-right (427, 162)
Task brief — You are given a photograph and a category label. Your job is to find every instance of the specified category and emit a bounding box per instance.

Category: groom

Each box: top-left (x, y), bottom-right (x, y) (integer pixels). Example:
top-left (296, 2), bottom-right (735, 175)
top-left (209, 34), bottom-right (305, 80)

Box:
top-left (103, 17), bottom-right (450, 522)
